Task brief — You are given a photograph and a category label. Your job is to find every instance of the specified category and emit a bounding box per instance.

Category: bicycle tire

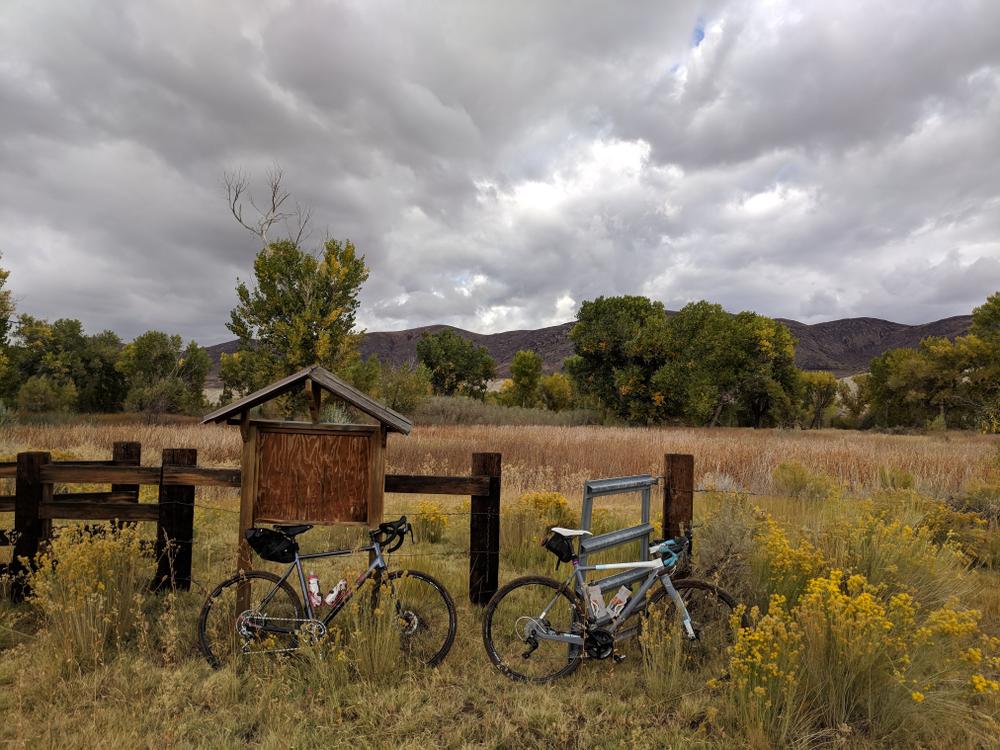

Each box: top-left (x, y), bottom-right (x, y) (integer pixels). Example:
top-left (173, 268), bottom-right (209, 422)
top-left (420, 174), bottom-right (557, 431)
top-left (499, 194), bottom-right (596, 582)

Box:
top-left (380, 569), bottom-right (458, 667)
top-left (482, 575), bottom-right (584, 683)
top-left (643, 578), bottom-right (747, 659)
top-left (198, 569), bottom-right (303, 668)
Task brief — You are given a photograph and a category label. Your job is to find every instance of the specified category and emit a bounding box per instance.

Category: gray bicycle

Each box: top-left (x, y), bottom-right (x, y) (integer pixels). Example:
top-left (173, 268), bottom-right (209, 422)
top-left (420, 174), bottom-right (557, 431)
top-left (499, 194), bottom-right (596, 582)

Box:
top-left (198, 516), bottom-right (457, 668)
top-left (482, 527), bottom-right (747, 682)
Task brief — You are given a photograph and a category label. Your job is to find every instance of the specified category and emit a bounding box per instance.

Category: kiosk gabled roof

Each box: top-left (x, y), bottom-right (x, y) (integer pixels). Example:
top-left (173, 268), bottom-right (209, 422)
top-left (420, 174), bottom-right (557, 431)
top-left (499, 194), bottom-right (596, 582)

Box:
top-left (201, 365), bottom-right (412, 435)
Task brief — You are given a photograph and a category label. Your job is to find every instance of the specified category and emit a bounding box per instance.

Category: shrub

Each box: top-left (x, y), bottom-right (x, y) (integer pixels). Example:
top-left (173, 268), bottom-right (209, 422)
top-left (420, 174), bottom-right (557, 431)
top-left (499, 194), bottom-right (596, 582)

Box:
top-left (0, 400), bottom-right (15, 426)
top-left (751, 519), bottom-right (825, 608)
top-left (17, 376), bottom-right (77, 413)
top-left (28, 525), bottom-right (148, 668)
top-left (722, 570), bottom-right (1000, 746)
top-left (823, 512), bottom-right (970, 610)
top-left (413, 500), bottom-right (448, 544)
top-left (771, 461), bottom-right (841, 501)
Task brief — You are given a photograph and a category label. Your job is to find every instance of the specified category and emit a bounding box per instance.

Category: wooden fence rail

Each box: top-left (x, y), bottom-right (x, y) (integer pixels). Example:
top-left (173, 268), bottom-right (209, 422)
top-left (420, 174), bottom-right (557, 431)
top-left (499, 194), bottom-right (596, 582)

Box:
top-left (2, 443), bottom-right (692, 609)
top-left (0, 443), bottom-right (504, 604)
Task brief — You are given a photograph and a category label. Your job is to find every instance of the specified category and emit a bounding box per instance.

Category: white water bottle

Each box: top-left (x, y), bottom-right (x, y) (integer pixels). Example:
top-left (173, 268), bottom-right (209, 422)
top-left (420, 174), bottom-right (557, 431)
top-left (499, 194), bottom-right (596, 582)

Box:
top-left (307, 572), bottom-right (322, 608)
top-left (324, 579), bottom-right (347, 607)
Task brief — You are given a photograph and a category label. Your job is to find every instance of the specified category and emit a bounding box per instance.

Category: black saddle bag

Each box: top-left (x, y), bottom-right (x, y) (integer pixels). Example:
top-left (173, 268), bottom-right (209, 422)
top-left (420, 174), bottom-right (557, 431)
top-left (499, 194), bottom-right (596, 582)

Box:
top-left (245, 528), bottom-right (298, 563)
top-left (541, 530), bottom-right (575, 565)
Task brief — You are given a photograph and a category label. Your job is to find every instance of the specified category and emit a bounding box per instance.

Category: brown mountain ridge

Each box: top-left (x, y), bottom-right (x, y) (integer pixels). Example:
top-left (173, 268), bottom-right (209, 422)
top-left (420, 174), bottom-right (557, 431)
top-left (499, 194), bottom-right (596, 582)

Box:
top-left (203, 314), bottom-right (972, 384)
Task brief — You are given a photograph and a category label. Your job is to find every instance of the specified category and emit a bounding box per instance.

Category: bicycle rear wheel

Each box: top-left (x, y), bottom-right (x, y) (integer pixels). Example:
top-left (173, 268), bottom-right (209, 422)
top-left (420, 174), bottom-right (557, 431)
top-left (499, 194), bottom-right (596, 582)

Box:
top-left (482, 576), bottom-right (583, 683)
top-left (198, 570), bottom-right (303, 668)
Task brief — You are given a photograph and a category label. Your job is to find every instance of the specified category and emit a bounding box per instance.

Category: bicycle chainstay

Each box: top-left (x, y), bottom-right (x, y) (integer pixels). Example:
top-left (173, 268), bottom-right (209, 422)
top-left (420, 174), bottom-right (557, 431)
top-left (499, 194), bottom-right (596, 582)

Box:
top-left (237, 610), bottom-right (327, 655)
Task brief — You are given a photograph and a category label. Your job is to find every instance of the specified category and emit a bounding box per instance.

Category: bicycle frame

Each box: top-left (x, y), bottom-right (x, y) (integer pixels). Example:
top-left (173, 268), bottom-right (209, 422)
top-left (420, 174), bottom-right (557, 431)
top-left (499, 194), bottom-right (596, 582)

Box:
top-left (252, 540), bottom-right (389, 633)
top-left (531, 556), bottom-right (697, 648)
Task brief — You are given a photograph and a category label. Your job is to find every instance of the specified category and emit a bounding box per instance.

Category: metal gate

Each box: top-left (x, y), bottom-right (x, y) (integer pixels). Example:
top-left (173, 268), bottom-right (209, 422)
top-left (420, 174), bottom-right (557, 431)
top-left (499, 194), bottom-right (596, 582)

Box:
top-left (579, 474), bottom-right (659, 592)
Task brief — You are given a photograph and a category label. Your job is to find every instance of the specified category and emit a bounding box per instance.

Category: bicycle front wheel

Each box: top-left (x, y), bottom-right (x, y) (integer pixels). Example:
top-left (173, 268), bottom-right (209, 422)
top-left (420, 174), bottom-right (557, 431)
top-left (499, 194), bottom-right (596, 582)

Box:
top-left (482, 576), bottom-right (583, 683)
top-left (381, 569), bottom-right (457, 667)
top-left (645, 578), bottom-right (746, 662)
top-left (198, 570), bottom-right (303, 668)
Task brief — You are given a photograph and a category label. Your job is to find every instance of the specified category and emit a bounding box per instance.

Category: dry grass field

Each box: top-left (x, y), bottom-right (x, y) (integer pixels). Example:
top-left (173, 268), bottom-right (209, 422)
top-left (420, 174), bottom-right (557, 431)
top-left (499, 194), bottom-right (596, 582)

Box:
top-left (1, 422), bottom-right (998, 748)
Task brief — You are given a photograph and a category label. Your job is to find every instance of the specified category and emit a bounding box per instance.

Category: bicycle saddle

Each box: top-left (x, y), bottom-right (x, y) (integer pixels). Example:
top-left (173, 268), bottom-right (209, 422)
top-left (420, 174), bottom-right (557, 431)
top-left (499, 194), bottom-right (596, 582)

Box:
top-left (549, 527), bottom-right (592, 537)
top-left (273, 524), bottom-right (313, 537)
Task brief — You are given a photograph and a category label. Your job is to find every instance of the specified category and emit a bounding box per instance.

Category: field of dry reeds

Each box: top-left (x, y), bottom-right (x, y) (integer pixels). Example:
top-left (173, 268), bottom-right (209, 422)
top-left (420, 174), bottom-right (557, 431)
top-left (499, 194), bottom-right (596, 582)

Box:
top-left (1, 422), bottom-right (998, 748)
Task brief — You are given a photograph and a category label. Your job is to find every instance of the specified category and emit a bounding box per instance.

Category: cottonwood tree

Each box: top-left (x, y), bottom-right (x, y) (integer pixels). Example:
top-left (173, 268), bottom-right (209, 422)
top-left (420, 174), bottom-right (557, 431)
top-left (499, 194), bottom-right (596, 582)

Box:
top-left (221, 168), bottom-right (370, 400)
top-left (800, 370), bottom-right (838, 429)
top-left (509, 350), bottom-right (543, 407)
top-left (0, 254), bottom-right (13, 391)
top-left (415, 329), bottom-right (496, 400)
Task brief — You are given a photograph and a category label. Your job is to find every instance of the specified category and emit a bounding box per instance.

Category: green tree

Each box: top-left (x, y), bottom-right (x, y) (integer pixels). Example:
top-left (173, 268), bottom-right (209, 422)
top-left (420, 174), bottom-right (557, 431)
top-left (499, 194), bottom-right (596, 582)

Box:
top-left (509, 350), bottom-right (543, 407)
top-left (375, 361), bottom-right (431, 414)
top-left (415, 329), bottom-right (496, 400)
top-left (649, 303), bottom-right (799, 427)
top-left (0, 253), bottom-right (13, 389)
top-left (565, 295), bottom-right (670, 422)
top-left (540, 372), bottom-right (574, 411)
top-left (971, 291), bottom-right (1000, 342)
top-left (117, 331), bottom-right (182, 385)
top-left (799, 371), bottom-right (839, 429)
top-left (222, 239), bottom-right (369, 396)
top-left (77, 331), bottom-right (128, 412)
top-left (17, 375), bottom-right (77, 413)
top-left (117, 331), bottom-right (207, 415)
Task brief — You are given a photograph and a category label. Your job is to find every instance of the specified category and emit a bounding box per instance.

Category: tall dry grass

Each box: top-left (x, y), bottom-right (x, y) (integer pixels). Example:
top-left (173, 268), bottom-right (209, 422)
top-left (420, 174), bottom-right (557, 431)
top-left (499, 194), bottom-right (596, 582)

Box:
top-left (2, 422), bottom-right (996, 498)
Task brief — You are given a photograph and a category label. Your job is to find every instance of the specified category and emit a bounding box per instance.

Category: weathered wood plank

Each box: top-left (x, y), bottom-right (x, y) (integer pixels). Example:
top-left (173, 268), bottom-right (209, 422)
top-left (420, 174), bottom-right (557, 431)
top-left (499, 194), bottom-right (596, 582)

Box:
top-left (255, 427), bottom-right (372, 524)
top-left (0, 463), bottom-right (17, 478)
top-left (0, 495), bottom-right (15, 513)
top-left (55, 491), bottom-right (143, 503)
top-left (384, 474), bottom-right (491, 496)
top-left (38, 501), bottom-right (159, 521)
top-left (161, 466), bottom-right (242, 487)
top-left (40, 465), bottom-right (163, 485)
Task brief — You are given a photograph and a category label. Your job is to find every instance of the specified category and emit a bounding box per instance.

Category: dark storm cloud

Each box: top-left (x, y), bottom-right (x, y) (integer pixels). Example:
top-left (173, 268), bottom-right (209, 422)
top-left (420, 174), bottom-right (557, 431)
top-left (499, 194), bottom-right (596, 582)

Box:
top-left (1, 0), bottom-right (998, 345)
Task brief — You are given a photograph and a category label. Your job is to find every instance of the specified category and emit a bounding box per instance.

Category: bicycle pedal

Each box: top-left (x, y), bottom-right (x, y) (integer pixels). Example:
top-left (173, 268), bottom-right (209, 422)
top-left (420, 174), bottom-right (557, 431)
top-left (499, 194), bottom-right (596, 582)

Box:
top-left (612, 653), bottom-right (626, 664)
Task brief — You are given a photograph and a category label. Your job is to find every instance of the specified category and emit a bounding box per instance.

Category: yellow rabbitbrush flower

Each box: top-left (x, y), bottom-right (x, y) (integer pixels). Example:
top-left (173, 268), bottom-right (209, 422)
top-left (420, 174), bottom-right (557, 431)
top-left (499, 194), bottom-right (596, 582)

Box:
top-left (721, 569), bottom-right (998, 746)
top-left (413, 500), bottom-right (449, 543)
top-left (970, 674), bottom-right (1000, 694)
top-left (752, 518), bottom-right (825, 606)
top-left (27, 524), bottom-right (148, 669)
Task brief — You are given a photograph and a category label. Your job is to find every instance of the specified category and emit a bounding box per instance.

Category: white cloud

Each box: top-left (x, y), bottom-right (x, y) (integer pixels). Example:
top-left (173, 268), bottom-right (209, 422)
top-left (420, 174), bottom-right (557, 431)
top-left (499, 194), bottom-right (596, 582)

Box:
top-left (0, 0), bottom-right (998, 342)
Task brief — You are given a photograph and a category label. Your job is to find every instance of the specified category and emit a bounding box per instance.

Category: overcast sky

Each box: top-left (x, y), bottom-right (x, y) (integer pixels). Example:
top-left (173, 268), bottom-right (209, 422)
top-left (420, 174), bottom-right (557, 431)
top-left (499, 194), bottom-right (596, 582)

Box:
top-left (2, 1), bottom-right (999, 345)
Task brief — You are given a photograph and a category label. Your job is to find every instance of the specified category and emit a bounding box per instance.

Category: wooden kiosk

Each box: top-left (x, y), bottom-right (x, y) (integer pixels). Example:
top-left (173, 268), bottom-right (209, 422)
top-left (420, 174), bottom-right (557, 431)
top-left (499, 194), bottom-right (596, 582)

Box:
top-left (201, 365), bottom-right (412, 573)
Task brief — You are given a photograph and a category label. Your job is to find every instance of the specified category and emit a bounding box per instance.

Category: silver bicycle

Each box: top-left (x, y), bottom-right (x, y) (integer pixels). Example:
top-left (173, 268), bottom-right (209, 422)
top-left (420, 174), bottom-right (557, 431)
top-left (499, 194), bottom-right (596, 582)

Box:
top-left (482, 527), bottom-right (747, 682)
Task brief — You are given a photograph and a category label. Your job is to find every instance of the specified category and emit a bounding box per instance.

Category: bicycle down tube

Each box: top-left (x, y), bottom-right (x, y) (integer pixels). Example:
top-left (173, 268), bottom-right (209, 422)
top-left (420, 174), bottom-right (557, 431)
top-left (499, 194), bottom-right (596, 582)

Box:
top-left (534, 560), bottom-right (696, 647)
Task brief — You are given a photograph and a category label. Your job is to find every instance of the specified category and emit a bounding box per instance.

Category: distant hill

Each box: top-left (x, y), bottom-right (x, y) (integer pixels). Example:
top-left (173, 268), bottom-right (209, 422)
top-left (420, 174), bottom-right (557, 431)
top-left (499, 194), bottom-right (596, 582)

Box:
top-left (203, 314), bottom-right (973, 385)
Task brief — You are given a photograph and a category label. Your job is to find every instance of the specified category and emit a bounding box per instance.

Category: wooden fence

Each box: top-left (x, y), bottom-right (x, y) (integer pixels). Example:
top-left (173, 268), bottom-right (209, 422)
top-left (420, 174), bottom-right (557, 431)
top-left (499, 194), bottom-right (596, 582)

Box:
top-left (0, 443), bottom-right (504, 604)
top-left (1, 445), bottom-right (693, 606)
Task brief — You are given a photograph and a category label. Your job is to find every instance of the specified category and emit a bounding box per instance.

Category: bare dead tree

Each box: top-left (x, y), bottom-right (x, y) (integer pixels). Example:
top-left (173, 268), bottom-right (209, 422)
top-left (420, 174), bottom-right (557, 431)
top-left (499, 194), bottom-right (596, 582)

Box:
top-left (224, 165), bottom-right (312, 247)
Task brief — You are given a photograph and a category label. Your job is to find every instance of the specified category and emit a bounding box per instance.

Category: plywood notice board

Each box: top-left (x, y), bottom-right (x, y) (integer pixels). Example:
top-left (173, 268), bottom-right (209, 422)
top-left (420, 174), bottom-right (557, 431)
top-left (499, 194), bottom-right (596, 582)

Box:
top-left (251, 422), bottom-right (383, 526)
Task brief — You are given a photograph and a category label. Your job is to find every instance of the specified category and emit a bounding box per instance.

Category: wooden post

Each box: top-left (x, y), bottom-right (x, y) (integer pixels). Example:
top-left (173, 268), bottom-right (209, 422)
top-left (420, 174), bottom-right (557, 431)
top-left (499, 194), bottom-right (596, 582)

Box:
top-left (11, 452), bottom-right (51, 601)
top-left (153, 448), bottom-right (196, 591)
top-left (111, 441), bottom-right (141, 501)
top-left (469, 452), bottom-right (501, 606)
top-left (663, 453), bottom-right (694, 543)
top-left (236, 419), bottom-right (258, 613)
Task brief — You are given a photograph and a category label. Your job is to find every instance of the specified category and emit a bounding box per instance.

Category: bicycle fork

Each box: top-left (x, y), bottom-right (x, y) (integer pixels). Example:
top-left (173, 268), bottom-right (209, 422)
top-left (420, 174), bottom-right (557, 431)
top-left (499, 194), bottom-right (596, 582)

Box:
top-left (660, 575), bottom-right (698, 640)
